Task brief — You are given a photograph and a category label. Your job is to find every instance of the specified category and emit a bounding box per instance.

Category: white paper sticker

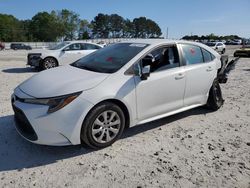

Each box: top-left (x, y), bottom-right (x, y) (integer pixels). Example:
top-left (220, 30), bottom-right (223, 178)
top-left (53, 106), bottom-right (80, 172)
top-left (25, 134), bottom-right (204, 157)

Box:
top-left (129, 43), bottom-right (147, 48)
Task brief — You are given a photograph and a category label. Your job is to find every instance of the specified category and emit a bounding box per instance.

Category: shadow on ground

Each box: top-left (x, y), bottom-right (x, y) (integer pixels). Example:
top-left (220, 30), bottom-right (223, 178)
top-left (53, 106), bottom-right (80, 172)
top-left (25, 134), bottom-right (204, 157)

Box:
top-left (0, 107), bottom-right (211, 172)
top-left (2, 67), bottom-right (38, 73)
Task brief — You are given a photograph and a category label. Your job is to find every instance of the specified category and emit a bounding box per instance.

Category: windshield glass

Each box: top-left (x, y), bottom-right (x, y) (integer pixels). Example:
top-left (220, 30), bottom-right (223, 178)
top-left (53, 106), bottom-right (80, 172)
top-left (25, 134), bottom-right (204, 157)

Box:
top-left (50, 42), bottom-right (70, 50)
top-left (71, 43), bottom-right (149, 73)
top-left (206, 42), bottom-right (216, 47)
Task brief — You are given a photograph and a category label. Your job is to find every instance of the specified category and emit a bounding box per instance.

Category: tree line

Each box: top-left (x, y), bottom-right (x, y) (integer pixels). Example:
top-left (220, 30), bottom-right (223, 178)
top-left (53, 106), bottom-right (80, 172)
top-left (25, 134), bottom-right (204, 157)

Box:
top-left (0, 10), bottom-right (162, 42)
top-left (182, 33), bottom-right (242, 41)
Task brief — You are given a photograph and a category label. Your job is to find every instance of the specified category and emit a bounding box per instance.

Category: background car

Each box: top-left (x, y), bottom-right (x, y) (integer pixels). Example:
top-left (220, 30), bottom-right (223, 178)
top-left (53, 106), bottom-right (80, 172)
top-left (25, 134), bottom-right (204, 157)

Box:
top-left (234, 47), bottom-right (250, 57)
top-left (0, 42), bottom-right (5, 50)
top-left (12, 40), bottom-right (224, 149)
top-left (27, 41), bottom-right (103, 70)
top-left (10, 43), bottom-right (32, 50)
top-left (206, 42), bottom-right (226, 54)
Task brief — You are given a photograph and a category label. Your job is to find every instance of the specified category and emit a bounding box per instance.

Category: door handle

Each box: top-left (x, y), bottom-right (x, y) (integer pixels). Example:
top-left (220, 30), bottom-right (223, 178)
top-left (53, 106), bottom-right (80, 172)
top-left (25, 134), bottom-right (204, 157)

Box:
top-left (175, 73), bottom-right (185, 80)
top-left (206, 66), bottom-right (213, 72)
top-left (77, 52), bottom-right (81, 54)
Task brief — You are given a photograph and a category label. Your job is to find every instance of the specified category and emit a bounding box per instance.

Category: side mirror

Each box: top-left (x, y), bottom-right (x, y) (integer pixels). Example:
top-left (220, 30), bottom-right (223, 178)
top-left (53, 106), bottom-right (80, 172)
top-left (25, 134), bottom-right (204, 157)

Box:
top-left (141, 65), bottom-right (150, 80)
top-left (142, 54), bottom-right (154, 66)
top-left (133, 63), bottom-right (151, 80)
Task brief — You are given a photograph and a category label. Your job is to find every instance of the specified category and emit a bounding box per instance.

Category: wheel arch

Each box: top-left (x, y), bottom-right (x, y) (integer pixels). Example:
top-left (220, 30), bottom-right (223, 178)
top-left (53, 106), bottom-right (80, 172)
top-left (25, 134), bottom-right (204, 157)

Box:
top-left (83, 99), bottom-right (131, 129)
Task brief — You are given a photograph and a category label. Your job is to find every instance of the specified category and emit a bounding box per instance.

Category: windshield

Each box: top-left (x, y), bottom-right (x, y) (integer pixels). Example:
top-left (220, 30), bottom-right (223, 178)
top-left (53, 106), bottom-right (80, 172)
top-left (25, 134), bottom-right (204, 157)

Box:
top-left (206, 42), bottom-right (216, 47)
top-left (50, 42), bottom-right (70, 50)
top-left (71, 43), bottom-right (149, 73)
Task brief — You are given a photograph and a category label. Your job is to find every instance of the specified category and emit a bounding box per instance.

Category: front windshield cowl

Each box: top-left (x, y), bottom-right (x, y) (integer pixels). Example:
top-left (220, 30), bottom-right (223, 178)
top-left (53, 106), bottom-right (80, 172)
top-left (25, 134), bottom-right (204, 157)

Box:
top-left (71, 43), bottom-right (149, 74)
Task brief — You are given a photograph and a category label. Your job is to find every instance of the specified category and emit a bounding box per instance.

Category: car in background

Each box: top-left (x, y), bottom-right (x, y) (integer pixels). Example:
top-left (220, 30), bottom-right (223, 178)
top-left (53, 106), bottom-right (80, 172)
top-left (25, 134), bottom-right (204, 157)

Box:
top-left (206, 42), bottom-right (226, 54)
top-left (10, 43), bottom-right (32, 50)
top-left (0, 42), bottom-right (5, 50)
top-left (234, 46), bottom-right (250, 57)
top-left (12, 39), bottom-right (224, 148)
top-left (27, 41), bottom-right (103, 70)
top-left (97, 41), bottom-right (107, 47)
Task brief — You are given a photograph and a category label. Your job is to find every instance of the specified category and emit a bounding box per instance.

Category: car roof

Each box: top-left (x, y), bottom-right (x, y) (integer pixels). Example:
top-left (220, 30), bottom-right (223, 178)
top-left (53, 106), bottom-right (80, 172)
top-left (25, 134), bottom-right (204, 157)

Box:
top-left (65, 41), bottom-right (102, 45)
top-left (119, 39), bottom-right (206, 46)
top-left (120, 39), bottom-right (220, 57)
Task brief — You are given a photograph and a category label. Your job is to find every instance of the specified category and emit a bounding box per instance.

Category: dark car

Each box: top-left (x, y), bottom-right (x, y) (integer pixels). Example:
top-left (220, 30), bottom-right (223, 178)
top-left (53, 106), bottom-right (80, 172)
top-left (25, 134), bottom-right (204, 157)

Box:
top-left (0, 42), bottom-right (5, 50)
top-left (10, 43), bottom-right (32, 50)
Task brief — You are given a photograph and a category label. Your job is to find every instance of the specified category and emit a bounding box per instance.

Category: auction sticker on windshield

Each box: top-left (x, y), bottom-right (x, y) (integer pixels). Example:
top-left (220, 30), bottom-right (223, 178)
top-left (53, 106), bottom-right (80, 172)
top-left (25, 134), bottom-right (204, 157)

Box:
top-left (129, 43), bottom-right (147, 47)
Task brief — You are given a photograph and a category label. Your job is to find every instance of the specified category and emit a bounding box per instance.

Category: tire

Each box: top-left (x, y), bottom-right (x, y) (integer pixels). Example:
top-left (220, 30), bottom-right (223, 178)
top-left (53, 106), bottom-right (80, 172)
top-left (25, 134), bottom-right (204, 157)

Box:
top-left (81, 102), bottom-right (125, 149)
top-left (222, 49), bottom-right (225, 54)
top-left (41, 57), bottom-right (58, 70)
top-left (206, 79), bottom-right (224, 110)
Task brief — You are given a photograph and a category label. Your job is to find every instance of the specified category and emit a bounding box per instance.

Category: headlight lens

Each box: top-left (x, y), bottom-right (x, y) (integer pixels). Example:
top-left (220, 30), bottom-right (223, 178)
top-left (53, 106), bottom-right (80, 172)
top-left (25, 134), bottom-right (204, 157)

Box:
top-left (23, 91), bottom-right (82, 113)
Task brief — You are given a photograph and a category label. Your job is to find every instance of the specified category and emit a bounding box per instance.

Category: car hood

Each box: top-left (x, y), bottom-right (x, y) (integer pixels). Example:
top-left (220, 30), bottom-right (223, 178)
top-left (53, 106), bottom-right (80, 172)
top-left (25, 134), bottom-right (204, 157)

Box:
top-left (18, 65), bottom-right (109, 98)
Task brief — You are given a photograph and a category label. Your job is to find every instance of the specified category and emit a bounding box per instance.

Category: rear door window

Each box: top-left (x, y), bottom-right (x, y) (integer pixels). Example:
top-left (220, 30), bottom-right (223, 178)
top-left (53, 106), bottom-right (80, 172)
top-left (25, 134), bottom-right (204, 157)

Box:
top-left (181, 44), bottom-right (203, 65)
top-left (201, 48), bottom-right (212, 62)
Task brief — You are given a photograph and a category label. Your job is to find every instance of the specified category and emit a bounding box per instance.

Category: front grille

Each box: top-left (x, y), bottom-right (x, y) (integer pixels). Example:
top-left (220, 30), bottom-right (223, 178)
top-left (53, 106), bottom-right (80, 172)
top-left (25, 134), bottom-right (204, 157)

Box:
top-left (12, 105), bottom-right (38, 141)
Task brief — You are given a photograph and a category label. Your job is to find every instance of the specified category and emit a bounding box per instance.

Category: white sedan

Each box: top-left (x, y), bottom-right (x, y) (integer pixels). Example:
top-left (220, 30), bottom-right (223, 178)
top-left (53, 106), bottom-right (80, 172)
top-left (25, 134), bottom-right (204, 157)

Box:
top-left (27, 41), bottom-right (103, 70)
top-left (206, 42), bottom-right (226, 54)
top-left (12, 39), bottom-right (224, 148)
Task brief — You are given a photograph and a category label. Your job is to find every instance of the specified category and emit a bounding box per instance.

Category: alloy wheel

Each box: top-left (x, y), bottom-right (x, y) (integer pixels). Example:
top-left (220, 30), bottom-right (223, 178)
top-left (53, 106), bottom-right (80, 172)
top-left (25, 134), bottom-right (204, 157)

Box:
top-left (91, 110), bottom-right (121, 144)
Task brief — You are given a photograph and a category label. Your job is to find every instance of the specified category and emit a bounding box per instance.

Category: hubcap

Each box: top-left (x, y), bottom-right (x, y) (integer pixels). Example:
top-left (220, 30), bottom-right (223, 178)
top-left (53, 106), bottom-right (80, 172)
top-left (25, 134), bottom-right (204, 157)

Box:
top-left (91, 110), bottom-right (121, 144)
top-left (44, 59), bottom-right (56, 69)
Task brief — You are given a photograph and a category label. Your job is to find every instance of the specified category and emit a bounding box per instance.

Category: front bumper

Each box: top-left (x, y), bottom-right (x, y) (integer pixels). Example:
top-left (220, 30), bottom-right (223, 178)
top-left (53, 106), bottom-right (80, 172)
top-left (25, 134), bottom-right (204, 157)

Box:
top-left (11, 88), bottom-right (94, 146)
top-left (27, 54), bottom-right (42, 67)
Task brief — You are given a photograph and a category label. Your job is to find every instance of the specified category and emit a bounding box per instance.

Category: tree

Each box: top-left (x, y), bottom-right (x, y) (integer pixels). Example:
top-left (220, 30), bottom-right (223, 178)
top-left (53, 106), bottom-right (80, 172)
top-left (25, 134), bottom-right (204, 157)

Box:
top-left (122, 19), bottom-right (134, 38)
top-left (91, 13), bottom-right (110, 38)
top-left (145, 18), bottom-right (162, 38)
top-left (78, 19), bottom-right (91, 39)
top-left (0, 14), bottom-right (23, 42)
top-left (109, 14), bottom-right (124, 38)
top-left (30, 12), bottom-right (62, 41)
top-left (56, 9), bottom-right (81, 40)
top-left (132, 17), bottom-right (162, 38)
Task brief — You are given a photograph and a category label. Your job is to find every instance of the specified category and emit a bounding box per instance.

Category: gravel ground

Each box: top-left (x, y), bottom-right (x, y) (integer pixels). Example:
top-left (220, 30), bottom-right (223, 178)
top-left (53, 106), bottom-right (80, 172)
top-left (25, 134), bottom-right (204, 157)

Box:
top-left (0, 47), bottom-right (250, 188)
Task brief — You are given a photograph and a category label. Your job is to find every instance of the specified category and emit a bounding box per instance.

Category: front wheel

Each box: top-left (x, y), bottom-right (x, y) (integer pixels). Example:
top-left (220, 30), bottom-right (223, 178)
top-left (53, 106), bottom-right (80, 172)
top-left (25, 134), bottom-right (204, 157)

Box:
top-left (221, 49), bottom-right (225, 54)
top-left (41, 57), bottom-right (58, 70)
top-left (81, 102), bottom-right (125, 149)
top-left (206, 79), bottom-right (224, 110)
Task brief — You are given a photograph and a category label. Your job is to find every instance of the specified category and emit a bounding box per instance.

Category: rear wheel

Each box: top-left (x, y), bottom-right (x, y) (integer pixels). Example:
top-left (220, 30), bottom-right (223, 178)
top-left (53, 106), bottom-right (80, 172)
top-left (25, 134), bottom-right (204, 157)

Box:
top-left (41, 57), bottom-right (58, 70)
top-left (81, 102), bottom-right (125, 149)
top-left (206, 79), bottom-right (224, 110)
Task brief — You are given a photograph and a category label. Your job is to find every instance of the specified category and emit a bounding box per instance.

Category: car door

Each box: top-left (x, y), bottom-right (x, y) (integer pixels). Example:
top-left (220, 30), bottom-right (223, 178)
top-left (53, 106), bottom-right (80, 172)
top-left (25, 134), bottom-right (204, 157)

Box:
top-left (135, 45), bottom-right (186, 121)
top-left (59, 43), bottom-right (84, 65)
top-left (180, 44), bottom-right (216, 106)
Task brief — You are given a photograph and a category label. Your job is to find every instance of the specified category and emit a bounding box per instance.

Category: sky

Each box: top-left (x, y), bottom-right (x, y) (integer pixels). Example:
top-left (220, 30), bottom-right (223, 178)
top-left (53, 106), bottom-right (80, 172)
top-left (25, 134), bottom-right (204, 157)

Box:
top-left (0, 0), bottom-right (249, 39)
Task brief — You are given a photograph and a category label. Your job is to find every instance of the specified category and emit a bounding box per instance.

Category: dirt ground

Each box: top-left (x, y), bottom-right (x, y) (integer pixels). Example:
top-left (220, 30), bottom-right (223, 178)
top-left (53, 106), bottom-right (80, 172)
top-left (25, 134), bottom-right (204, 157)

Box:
top-left (0, 46), bottom-right (249, 188)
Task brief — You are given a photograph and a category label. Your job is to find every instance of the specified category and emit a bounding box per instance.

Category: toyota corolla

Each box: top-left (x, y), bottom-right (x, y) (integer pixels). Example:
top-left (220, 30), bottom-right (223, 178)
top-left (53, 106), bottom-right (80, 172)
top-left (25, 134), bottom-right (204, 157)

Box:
top-left (12, 39), bottom-right (224, 148)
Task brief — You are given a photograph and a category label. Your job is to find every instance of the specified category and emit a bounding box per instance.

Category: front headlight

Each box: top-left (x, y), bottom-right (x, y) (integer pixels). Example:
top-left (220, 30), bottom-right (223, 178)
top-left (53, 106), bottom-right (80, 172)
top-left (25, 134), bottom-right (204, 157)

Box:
top-left (23, 91), bottom-right (82, 113)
